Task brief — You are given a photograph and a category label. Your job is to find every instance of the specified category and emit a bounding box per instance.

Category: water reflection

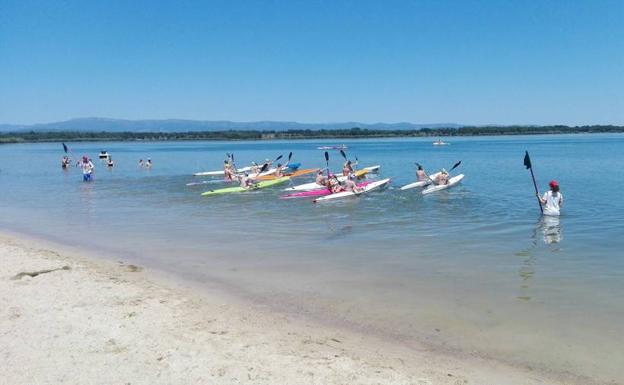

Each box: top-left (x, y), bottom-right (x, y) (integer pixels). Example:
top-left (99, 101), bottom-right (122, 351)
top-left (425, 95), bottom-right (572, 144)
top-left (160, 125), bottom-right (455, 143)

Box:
top-left (539, 215), bottom-right (563, 245)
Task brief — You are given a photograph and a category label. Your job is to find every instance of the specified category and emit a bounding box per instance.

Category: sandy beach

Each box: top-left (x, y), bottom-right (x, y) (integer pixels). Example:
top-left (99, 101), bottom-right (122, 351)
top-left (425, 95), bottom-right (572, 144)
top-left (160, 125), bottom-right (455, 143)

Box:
top-left (0, 232), bottom-right (598, 385)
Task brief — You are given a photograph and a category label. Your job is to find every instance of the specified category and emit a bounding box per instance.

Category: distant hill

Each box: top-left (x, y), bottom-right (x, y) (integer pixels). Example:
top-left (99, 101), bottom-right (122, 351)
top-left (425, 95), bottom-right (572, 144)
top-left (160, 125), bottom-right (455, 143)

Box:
top-left (0, 117), bottom-right (463, 133)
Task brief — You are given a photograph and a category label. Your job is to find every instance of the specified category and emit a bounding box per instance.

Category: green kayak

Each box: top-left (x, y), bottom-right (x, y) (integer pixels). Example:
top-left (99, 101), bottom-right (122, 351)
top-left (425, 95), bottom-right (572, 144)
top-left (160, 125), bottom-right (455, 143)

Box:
top-left (201, 177), bottom-right (290, 196)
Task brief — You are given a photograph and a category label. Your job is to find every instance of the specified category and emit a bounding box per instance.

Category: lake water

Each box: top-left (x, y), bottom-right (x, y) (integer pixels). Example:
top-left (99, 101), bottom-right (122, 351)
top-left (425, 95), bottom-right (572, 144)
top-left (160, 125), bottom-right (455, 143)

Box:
top-left (1, 134), bottom-right (623, 383)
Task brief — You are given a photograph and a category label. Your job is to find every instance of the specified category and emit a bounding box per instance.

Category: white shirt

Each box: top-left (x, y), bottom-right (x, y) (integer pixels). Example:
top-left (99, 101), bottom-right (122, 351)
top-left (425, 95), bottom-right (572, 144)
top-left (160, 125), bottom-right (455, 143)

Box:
top-left (542, 190), bottom-right (563, 216)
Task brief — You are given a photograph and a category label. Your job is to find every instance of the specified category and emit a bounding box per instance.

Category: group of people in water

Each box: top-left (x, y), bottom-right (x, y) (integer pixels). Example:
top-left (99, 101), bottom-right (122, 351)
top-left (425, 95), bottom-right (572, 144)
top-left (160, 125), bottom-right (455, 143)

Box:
top-left (61, 153), bottom-right (153, 182)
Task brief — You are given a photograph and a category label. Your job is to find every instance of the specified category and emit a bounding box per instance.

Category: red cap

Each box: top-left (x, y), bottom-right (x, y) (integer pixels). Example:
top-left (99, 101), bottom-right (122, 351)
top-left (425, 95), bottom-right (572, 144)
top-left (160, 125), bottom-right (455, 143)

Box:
top-left (549, 180), bottom-right (558, 188)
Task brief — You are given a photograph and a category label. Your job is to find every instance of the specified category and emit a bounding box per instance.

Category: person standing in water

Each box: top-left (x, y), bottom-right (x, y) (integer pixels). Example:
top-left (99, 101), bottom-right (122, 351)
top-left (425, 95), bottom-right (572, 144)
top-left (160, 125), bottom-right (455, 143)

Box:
top-left (138, 159), bottom-right (144, 167)
top-left (145, 159), bottom-right (152, 168)
top-left (61, 156), bottom-right (71, 169)
top-left (538, 180), bottom-right (563, 216)
top-left (106, 157), bottom-right (114, 167)
top-left (78, 156), bottom-right (94, 182)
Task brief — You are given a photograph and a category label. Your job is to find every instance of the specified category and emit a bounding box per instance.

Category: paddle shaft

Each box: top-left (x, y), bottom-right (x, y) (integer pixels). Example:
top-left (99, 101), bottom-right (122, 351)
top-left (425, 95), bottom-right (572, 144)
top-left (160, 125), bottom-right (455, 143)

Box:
top-left (528, 165), bottom-right (543, 214)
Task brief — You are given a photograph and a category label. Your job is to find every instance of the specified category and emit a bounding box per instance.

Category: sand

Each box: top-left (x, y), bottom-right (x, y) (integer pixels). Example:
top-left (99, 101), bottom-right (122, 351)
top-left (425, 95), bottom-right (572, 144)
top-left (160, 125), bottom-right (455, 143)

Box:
top-left (0, 233), bottom-right (587, 385)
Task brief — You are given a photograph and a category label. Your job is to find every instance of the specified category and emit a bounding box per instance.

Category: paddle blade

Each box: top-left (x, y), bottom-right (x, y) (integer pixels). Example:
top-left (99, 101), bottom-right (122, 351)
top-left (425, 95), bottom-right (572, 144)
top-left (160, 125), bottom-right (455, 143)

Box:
top-left (274, 154), bottom-right (283, 162)
top-left (324, 151), bottom-right (329, 162)
top-left (524, 151), bottom-right (532, 169)
top-left (450, 160), bottom-right (462, 171)
top-left (231, 153), bottom-right (235, 162)
top-left (340, 150), bottom-right (347, 160)
top-left (288, 151), bottom-right (293, 161)
top-left (259, 163), bottom-right (268, 173)
top-left (62, 143), bottom-right (68, 153)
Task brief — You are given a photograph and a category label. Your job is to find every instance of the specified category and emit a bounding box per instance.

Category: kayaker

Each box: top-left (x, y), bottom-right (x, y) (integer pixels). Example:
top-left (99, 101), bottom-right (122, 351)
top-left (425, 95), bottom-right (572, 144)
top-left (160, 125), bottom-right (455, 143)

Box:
top-left (274, 163), bottom-right (285, 178)
top-left (416, 165), bottom-right (427, 181)
top-left (262, 158), bottom-right (272, 169)
top-left (251, 162), bottom-right (260, 174)
top-left (79, 155), bottom-right (94, 182)
top-left (538, 180), bottom-right (563, 216)
top-left (223, 160), bottom-right (234, 180)
top-left (436, 169), bottom-right (449, 185)
top-left (61, 156), bottom-right (71, 169)
top-left (343, 173), bottom-right (363, 193)
top-left (239, 172), bottom-right (255, 189)
top-left (327, 174), bottom-right (345, 193)
top-left (342, 160), bottom-right (354, 176)
top-left (315, 170), bottom-right (327, 186)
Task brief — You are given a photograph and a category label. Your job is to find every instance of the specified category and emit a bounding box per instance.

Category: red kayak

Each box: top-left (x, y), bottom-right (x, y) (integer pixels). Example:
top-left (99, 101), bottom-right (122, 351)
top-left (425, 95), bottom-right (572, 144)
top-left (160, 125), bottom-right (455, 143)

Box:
top-left (280, 181), bottom-right (371, 199)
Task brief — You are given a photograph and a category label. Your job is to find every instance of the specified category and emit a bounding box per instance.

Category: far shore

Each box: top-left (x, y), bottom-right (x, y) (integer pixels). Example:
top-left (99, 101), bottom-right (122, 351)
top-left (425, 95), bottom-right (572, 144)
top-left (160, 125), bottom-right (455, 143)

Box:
top-left (1, 125), bottom-right (623, 144)
top-left (0, 230), bottom-right (603, 385)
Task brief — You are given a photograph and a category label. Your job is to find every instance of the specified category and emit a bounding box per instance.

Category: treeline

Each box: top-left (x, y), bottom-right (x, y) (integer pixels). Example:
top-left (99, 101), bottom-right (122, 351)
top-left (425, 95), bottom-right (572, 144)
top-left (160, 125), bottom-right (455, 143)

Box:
top-left (1, 125), bottom-right (622, 144)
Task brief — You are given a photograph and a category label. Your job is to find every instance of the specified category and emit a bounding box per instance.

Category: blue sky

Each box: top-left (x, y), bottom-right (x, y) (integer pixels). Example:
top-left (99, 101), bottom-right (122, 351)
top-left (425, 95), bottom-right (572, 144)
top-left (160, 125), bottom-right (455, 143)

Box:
top-left (1, 0), bottom-right (622, 125)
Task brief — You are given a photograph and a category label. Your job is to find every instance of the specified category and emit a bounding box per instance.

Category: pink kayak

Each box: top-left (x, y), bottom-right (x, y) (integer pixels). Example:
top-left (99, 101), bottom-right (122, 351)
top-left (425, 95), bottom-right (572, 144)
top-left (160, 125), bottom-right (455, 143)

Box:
top-left (280, 181), bottom-right (371, 199)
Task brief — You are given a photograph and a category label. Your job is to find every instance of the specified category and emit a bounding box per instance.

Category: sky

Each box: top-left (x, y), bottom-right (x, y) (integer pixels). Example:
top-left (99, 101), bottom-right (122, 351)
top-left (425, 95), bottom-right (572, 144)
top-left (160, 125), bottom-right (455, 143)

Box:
top-left (1, 0), bottom-right (623, 126)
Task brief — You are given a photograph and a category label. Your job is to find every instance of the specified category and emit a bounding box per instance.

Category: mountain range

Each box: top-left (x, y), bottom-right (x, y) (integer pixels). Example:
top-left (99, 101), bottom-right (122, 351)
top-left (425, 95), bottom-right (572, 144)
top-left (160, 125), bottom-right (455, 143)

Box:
top-left (0, 118), bottom-right (462, 133)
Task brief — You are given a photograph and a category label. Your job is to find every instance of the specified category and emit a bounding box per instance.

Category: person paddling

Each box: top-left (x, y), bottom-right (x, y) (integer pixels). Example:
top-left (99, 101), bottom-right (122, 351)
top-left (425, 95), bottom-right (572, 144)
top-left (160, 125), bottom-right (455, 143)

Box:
top-left (238, 172), bottom-right (255, 189)
top-left (342, 160), bottom-right (354, 176)
top-left (223, 160), bottom-right (234, 180)
top-left (79, 156), bottom-right (94, 182)
top-left (274, 163), bottom-right (285, 178)
top-left (327, 174), bottom-right (345, 194)
top-left (538, 180), bottom-right (563, 216)
top-left (315, 170), bottom-right (327, 186)
top-left (343, 173), bottom-right (363, 193)
top-left (435, 169), bottom-right (449, 185)
top-left (416, 165), bottom-right (427, 181)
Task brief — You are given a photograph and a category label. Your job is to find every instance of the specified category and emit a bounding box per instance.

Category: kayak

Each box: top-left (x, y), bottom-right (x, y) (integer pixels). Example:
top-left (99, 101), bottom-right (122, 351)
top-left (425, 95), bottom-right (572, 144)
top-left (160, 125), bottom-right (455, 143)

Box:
top-left (280, 181), bottom-right (372, 199)
top-left (201, 177), bottom-right (290, 196)
top-left (193, 166), bottom-right (253, 177)
top-left (283, 169), bottom-right (370, 192)
top-left (399, 172), bottom-right (441, 190)
top-left (256, 168), bottom-right (319, 181)
top-left (422, 174), bottom-right (464, 195)
top-left (363, 165), bottom-right (381, 173)
top-left (313, 178), bottom-right (391, 203)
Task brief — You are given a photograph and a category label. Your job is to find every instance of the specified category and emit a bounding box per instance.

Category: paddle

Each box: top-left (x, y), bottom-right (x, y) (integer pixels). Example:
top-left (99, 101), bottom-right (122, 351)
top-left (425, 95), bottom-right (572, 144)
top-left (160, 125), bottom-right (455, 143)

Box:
top-left (524, 151), bottom-right (543, 214)
top-left (324, 151), bottom-right (330, 178)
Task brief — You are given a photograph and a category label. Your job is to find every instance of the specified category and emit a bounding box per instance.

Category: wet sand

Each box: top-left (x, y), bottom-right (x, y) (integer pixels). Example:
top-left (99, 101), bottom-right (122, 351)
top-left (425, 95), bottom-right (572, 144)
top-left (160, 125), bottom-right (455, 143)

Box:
top-left (0, 232), bottom-right (597, 385)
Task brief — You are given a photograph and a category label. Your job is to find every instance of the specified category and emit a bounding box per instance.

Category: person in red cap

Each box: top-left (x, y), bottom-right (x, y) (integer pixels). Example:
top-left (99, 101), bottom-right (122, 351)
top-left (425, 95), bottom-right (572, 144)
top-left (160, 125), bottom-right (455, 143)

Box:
top-left (78, 155), bottom-right (94, 182)
top-left (538, 180), bottom-right (563, 216)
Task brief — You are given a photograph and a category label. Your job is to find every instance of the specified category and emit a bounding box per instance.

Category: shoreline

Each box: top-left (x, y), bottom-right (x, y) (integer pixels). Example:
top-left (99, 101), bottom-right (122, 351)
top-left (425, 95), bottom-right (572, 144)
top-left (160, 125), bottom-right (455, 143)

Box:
top-left (0, 230), bottom-right (601, 384)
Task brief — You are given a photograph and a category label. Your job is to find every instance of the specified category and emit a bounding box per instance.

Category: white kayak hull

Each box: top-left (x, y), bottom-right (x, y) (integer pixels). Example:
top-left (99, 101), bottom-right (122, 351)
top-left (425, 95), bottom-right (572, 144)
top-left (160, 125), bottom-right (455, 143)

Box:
top-left (194, 166), bottom-right (253, 177)
top-left (313, 178), bottom-right (391, 202)
top-left (363, 165), bottom-right (380, 173)
top-left (422, 174), bottom-right (464, 195)
top-left (400, 172), bottom-right (441, 190)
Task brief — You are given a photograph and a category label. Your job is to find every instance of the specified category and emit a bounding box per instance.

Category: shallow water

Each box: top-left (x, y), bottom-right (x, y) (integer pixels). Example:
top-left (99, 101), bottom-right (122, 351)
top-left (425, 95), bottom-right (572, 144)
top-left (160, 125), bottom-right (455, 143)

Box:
top-left (1, 134), bottom-right (623, 382)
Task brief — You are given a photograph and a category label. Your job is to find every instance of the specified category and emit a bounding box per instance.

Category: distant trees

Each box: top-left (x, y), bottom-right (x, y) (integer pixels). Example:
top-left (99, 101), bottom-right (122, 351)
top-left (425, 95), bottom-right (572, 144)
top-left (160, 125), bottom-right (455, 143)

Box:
top-left (1, 125), bottom-right (623, 144)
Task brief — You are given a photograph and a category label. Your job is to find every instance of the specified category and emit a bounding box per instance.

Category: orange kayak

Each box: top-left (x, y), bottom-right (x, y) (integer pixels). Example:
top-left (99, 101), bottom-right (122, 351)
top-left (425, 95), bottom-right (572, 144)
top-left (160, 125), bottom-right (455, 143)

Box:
top-left (256, 168), bottom-right (320, 181)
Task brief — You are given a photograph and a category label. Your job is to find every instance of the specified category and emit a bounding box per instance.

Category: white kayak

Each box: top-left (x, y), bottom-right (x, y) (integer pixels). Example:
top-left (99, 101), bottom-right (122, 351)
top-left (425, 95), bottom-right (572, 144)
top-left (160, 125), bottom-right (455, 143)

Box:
top-left (193, 166), bottom-right (253, 177)
top-left (313, 178), bottom-right (391, 203)
top-left (421, 174), bottom-right (464, 195)
top-left (283, 167), bottom-right (374, 192)
top-left (400, 172), bottom-right (441, 190)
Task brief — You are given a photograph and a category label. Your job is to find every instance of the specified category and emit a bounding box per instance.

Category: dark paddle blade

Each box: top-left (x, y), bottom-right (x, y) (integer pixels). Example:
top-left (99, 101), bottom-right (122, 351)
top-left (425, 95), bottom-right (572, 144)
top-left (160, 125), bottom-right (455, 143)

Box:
top-left (324, 151), bottom-right (329, 162)
top-left (524, 151), bottom-right (532, 169)
top-left (450, 160), bottom-right (462, 171)
top-left (274, 154), bottom-right (283, 162)
top-left (288, 152), bottom-right (293, 161)
top-left (62, 143), bottom-right (68, 153)
top-left (231, 153), bottom-right (235, 162)
top-left (340, 150), bottom-right (347, 160)
top-left (259, 163), bottom-right (269, 173)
